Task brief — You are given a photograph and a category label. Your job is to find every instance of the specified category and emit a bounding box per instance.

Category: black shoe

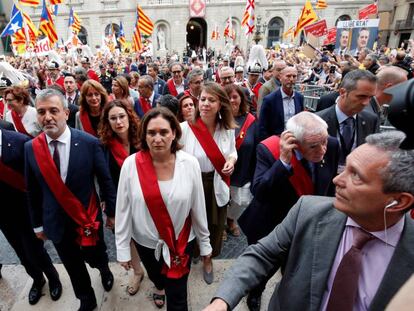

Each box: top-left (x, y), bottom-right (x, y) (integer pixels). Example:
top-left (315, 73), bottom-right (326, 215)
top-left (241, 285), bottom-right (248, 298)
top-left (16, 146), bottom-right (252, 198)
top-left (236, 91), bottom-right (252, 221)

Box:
top-left (49, 279), bottom-right (62, 301)
top-left (246, 292), bottom-right (262, 311)
top-left (78, 298), bottom-right (97, 311)
top-left (100, 269), bottom-right (114, 292)
top-left (28, 278), bottom-right (46, 305)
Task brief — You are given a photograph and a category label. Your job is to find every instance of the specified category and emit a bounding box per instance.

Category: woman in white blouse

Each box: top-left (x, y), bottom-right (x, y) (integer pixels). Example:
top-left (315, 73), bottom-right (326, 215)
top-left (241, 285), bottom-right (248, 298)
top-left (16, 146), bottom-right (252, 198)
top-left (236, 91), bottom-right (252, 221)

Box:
top-left (115, 107), bottom-right (211, 310)
top-left (180, 82), bottom-right (237, 284)
top-left (4, 86), bottom-right (41, 137)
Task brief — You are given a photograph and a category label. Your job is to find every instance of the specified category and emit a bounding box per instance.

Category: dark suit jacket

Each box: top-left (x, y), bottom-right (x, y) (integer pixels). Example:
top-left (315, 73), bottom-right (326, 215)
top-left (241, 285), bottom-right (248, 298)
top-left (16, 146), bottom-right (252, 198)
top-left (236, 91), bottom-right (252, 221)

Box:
top-left (154, 78), bottom-right (166, 96)
top-left (217, 196), bottom-right (414, 311)
top-left (316, 91), bottom-right (339, 112)
top-left (258, 89), bottom-right (304, 141)
top-left (238, 136), bottom-right (339, 244)
top-left (0, 130), bottom-right (30, 223)
top-left (0, 119), bottom-right (15, 130)
top-left (25, 128), bottom-right (116, 243)
top-left (134, 93), bottom-right (161, 118)
top-left (68, 103), bottom-right (79, 128)
top-left (316, 105), bottom-right (380, 147)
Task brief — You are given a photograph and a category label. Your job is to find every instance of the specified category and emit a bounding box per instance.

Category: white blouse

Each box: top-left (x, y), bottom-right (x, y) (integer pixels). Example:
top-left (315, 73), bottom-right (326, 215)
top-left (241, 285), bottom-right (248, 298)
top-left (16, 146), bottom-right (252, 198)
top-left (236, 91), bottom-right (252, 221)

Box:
top-left (6, 106), bottom-right (41, 137)
top-left (115, 150), bottom-right (212, 265)
top-left (180, 121), bottom-right (237, 207)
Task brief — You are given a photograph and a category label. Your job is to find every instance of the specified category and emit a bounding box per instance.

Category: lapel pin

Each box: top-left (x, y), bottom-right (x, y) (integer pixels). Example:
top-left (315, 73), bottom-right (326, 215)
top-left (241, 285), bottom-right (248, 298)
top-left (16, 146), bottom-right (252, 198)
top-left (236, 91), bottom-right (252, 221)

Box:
top-left (362, 121), bottom-right (366, 125)
top-left (74, 143), bottom-right (79, 146)
top-left (7, 143), bottom-right (11, 147)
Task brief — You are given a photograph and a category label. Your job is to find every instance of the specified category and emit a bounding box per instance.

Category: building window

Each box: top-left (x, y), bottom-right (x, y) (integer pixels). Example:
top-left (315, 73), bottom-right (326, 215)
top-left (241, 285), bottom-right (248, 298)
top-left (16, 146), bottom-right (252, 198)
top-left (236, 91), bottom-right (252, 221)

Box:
top-left (105, 23), bottom-right (120, 38)
top-left (78, 26), bottom-right (88, 45)
top-left (335, 15), bottom-right (351, 26)
top-left (267, 17), bottom-right (284, 48)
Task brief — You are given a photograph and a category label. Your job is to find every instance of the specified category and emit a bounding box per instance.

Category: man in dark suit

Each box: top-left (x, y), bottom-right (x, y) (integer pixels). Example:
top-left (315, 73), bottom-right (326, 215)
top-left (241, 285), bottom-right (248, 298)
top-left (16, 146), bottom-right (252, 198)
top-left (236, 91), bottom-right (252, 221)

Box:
top-left (64, 74), bottom-right (80, 106)
top-left (162, 62), bottom-right (189, 96)
top-left (0, 128), bottom-right (62, 305)
top-left (317, 69), bottom-right (379, 168)
top-left (256, 60), bottom-right (286, 118)
top-left (258, 66), bottom-right (304, 141)
top-left (25, 89), bottom-right (117, 311)
top-left (0, 119), bottom-right (14, 130)
top-left (204, 131), bottom-right (414, 311)
top-left (204, 58), bottom-right (218, 82)
top-left (134, 75), bottom-right (161, 118)
top-left (238, 111), bottom-right (339, 310)
top-left (147, 62), bottom-right (166, 96)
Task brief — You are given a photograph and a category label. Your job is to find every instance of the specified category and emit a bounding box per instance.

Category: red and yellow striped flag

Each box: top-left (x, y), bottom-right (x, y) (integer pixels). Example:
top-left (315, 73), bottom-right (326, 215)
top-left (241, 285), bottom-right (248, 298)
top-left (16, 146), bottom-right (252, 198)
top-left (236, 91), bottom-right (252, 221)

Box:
top-left (22, 12), bottom-right (38, 45)
top-left (315, 0), bottom-right (327, 9)
top-left (137, 6), bottom-right (154, 36)
top-left (49, 0), bottom-right (64, 4)
top-left (19, 0), bottom-right (40, 7)
top-left (71, 12), bottom-right (82, 34)
top-left (132, 29), bottom-right (143, 52)
top-left (39, 0), bottom-right (58, 45)
top-left (294, 0), bottom-right (318, 37)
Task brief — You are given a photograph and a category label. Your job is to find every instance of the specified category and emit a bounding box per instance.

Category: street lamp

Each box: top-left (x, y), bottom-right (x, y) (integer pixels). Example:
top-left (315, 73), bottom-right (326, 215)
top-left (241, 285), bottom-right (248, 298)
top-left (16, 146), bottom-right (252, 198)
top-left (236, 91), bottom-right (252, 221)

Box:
top-left (252, 15), bottom-right (268, 44)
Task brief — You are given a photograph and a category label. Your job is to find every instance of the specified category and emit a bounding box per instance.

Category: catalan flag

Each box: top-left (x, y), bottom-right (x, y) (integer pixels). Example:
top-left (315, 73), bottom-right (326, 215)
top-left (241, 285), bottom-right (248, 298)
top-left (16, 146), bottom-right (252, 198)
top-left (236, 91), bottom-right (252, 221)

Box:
top-left (315, 0), bottom-right (327, 9)
top-left (22, 12), bottom-right (39, 45)
top-left (241, 0), bottom-right (255, 35)
top-left (39, 0), bottom-right (58, 45)
top-left (118, 21), bottom-right (126, 47)
top-left (224, 16), bottom-right (235, 40)
top-left (1, 9), bottom-right (23, 37)
top-left (132, 14), bottom-right (143, 52)
top-left (49, 0), bottom-right (64, 4)
top-left (69, 8), bottom-right (82, 34)
top-left (211, 24), bottom-right (220, 40)
top-left (19, 0), bottom-right (40, 7)
top-left (136, 6), bottom-right (154, 36)
top-left (294, 0), bottom-right (318, 37)
top-left (282, 26), bottom-right (295, 39)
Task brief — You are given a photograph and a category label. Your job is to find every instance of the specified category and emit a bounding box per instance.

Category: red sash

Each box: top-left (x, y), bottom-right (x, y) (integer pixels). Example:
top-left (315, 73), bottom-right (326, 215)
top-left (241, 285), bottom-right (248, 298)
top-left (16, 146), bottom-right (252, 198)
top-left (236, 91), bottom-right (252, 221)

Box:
top-left (79, 110), bottom-right (97, 137)
top-left (31, 133), bottom-right (100, 246)
top-left (166, 79), bottom-right (178, 97)
top-left (0, 159), bottom-right (26, 192)
top-left (108, 138), bottom-right (128, 168)
top-left (235, 113), bottom-right (255, 150)
top-left (135, 151), bottom-right (192, 279)
top-left (261, 135), bottom-right (314, 196)
top-left (188, 118), bottom-right (230, 186)
top-left (0, 99), bottom-right (5, 119)
top-left (11, 110), bottom-right (33, 138)
top-left (139, 97), bottom-right (152, 114)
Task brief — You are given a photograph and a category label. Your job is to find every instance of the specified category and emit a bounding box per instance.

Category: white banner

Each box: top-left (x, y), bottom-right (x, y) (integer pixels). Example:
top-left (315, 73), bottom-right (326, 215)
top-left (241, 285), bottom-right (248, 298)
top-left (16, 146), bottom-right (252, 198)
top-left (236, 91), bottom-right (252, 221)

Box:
top-left (33, 38), bottom-right (53, 56)
top-left (337, 19), bottom-right (379, 29)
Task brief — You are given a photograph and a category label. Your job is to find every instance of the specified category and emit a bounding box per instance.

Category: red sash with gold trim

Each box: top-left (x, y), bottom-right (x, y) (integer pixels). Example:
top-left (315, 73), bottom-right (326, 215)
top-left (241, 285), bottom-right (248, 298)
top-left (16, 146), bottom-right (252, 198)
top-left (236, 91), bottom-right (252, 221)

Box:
top-left (79, 110), bottom-right (97, 137)
top-left (188, 118), bottom-right (230, 186)
top-left (0, 159), bottom-right (26, 192)
top-left (139, 97), bottom-right (152, 114)
top-left (135, 151), bottom-right (191, 279)
top-left (108, 138), bottom-right (128, 168)
top-left (11, 110), bottom-right (33, 138)
top-left (32, 133), bottom-right (100, 246)
top-left (235, 113), bottom-right (255, 150)
top-left (261, 135), bottom-right (314, 196)
top-left (166, 79), bottom-right (178, 97)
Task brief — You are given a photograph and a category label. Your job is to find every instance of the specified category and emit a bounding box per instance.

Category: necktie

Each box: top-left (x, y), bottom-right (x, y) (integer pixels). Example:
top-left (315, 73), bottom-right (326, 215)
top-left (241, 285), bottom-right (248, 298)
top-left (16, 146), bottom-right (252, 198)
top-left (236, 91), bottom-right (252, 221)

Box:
top-left (51, 140), bottom-right (61, 175)
top-left (326, 227), bottom-right (374, 311)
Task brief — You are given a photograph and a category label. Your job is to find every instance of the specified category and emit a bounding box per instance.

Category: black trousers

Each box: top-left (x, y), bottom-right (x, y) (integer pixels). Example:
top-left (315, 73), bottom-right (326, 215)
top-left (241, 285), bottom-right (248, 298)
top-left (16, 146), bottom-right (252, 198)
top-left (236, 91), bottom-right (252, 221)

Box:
top-left (134, 239), bottom-right (195, 311)
top-left (53, 222), bottom-right (109, 302)
top-left (0, 213), bottom-right (58, 286)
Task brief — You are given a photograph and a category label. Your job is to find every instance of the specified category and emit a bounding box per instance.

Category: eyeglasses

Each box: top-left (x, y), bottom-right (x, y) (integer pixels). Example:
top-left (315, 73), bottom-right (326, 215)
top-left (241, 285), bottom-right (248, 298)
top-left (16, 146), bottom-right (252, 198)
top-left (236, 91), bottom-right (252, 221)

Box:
top-left (172, 70), bottom-right (182, 75)
top-left (221, 76), bottom-right (234, 81)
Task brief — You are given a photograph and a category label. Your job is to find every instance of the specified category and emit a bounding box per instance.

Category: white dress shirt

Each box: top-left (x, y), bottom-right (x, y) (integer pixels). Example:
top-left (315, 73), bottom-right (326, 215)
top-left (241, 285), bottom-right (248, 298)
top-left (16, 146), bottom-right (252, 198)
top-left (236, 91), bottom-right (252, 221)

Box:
top-left (45, 126), bottom-right (71, 182)
top-left (280, 88), bottom-right (296, 127)
top-left (6, 106), bottom-right (42, 137)
top-left (115, 150), bottom-right (212, 264)
top-left (180, 121), bottom-right (237, 207)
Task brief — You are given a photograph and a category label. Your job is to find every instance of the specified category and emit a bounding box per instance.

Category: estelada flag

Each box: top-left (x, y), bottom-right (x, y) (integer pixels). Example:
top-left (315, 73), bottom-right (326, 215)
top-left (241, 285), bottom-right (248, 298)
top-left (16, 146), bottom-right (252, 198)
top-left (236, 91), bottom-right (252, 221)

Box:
top-left (49, 0), bottom-right (64, 4)
top-left (294, 0), bottom-right (318, 37)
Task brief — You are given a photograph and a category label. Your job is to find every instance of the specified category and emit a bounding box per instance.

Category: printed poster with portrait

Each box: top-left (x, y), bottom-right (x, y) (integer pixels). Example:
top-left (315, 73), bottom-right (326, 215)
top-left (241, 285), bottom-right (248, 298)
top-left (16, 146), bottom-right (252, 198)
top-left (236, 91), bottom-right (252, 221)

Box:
top-left (334, 19), bottom-right (379, 56)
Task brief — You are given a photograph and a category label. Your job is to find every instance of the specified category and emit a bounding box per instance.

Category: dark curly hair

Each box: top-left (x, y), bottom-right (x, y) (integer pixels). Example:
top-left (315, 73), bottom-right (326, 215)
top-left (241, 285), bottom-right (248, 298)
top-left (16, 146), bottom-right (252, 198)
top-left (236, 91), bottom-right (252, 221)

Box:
top-left (4, 86), bottom-right (31, 106)
top-left (98, 99), bottom-right (140, 149)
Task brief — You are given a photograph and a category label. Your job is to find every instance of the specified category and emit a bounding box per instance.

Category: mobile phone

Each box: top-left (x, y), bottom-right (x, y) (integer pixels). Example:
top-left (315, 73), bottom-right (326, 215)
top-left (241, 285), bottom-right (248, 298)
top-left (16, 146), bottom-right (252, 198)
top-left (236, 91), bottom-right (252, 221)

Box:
top-left (330, 66), bottom-right (336, 73)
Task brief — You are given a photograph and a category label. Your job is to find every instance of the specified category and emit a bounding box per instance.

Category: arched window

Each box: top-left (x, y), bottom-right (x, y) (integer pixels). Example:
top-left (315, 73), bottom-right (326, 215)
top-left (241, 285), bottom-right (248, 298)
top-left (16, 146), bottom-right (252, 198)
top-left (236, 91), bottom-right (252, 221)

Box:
top-left (335, 15), bottom-right (351, 26)
top-left (105, 23), bottom-right (120, 38)
top-left (78, 26), bottom-right (88, 45)
top-left (267, 17), bottom-right (284, 48)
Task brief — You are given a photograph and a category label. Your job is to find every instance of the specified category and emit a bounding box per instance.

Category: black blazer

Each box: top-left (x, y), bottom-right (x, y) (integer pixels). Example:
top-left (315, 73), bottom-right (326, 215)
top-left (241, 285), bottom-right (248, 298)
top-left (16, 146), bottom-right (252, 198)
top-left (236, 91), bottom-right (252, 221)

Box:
top-left (238, 136), bottom-right (339, 244)
top-left (316, 91), bottom-right (339, 112)
top-left (0, 119), bottom-right (15, 130)
top-left (316, 105), bottom-right (380, 147)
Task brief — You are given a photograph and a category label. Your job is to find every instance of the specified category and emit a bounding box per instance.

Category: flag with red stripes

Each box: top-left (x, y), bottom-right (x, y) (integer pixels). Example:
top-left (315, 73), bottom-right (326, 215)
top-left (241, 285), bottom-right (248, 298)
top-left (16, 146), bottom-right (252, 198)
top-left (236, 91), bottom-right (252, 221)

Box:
top-left (241, 0), bottom-right (255, 35)
top-left (294, 0), bottom-right (318, 37)
top-left (315, 0), bottom-right (327, 9)
top-left (137, 6), bottom-right (154, 36)
top-left (49, 0), bottom-right (64, 4)
top-left (39, 0), bottom-right (58, 45)
top-left (19, 0), bottom-right (40, 7)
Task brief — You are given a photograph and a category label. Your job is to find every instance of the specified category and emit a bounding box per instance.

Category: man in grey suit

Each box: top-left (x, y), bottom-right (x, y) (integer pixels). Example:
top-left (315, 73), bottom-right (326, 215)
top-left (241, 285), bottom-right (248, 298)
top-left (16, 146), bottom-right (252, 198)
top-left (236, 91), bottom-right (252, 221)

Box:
top-left (203, 131), bottom-right (414, 311)
top-left (317, 69), bottom-right (379, 168)
top-left (256, 60), bottom-right (286, 118)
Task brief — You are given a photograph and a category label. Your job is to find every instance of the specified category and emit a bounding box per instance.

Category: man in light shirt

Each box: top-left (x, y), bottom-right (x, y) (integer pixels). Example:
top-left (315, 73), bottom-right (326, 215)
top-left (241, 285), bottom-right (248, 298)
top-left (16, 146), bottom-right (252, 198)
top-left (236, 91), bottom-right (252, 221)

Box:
top-left (203, 130), bottom-right (414, 311)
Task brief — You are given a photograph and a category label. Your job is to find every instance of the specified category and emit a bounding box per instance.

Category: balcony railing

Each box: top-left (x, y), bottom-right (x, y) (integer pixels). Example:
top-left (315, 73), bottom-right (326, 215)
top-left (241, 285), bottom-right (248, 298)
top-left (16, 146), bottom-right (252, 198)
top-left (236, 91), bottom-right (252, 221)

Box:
top-left (395, 19), bottom-right (414, 30)
top-left (145, 0), bottom-right (244, 5)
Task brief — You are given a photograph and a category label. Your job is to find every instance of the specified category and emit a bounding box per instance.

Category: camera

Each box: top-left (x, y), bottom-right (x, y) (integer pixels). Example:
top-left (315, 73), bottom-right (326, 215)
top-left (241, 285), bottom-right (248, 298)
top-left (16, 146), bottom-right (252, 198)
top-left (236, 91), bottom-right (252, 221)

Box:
top-left (329, 66), bottom-right (336, 74)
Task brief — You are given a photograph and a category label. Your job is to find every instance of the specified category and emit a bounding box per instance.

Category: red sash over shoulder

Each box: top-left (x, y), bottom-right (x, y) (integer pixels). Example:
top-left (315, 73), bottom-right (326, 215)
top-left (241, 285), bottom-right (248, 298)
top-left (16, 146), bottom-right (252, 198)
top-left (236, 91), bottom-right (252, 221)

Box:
top-left (261, 135), bottom-right (314, 196)
top-left (235, 113), bottom-right (255, 150)
top-left (79, 110), bottom-right (97, 137)
top-left (11, 110), bottom-right (33, 138)
top-left (0, 99), bottom-right (5, 119)
top-left (135, 151), bottom-right (191, 279)
top-left (139, 97), bottom-right (152, 114)
top-left (108, 138), bottom-right (128, 168)
top-left (188, 118), bottom-right (230, 186)
top-left (0, 160), bottom-right (26, 192)
top-left (166, 79), bottom-right (178, 97)
top-left (32, 133), bottom-right (100, 246)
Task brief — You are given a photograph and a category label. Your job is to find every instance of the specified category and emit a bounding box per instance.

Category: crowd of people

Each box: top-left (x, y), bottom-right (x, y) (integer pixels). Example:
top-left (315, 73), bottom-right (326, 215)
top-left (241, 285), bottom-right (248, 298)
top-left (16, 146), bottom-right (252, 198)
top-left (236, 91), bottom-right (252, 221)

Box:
top-left (0, 37), bottom-right (414, 311)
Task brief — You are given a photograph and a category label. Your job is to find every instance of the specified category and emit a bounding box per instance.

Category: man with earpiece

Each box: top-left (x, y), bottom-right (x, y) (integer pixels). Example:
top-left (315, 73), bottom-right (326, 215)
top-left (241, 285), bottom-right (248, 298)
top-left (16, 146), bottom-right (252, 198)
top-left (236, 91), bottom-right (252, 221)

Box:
top-left (203, 130), bottom-right (414, 311)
